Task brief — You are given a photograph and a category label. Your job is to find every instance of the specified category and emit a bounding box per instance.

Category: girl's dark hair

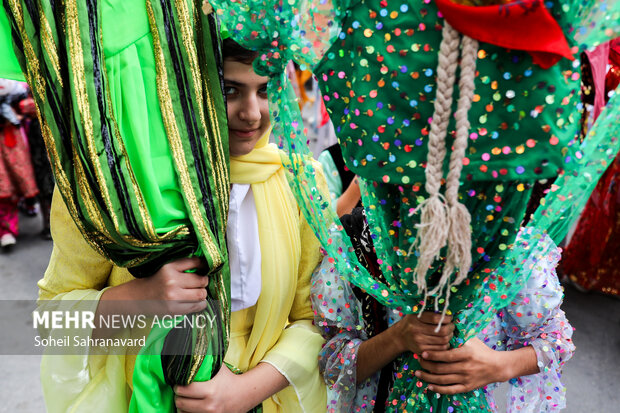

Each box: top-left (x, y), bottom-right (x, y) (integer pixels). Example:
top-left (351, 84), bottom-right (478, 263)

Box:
top-left (222, 38), bottom-right (259, 65)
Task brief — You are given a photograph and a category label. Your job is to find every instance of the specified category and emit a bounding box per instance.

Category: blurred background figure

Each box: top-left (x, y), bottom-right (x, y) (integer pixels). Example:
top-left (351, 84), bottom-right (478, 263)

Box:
top-left (0, 79), bottom-right (39, 251)
top-left (317, 143), bottom-right (361, 217)
top-left (561, 38), bottom-right (620, 297)
top-left (19, 95), bottom-right (54, 239)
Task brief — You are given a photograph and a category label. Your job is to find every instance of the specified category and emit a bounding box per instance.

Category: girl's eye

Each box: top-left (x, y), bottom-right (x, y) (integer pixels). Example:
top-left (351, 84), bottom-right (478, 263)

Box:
top-left (258, 86), bottom-right (268, 97)
top-left (224, 86), bottom-right (238, 96)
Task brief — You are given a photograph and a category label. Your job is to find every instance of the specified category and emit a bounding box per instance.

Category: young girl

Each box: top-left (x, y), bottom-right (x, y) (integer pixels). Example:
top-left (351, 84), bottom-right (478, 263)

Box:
top-left (172, 38), bottom-right (327, 413)
top-left (38, 39), bottom-right (326, 413)
top-left (312, 208), bottom-right (575, 412)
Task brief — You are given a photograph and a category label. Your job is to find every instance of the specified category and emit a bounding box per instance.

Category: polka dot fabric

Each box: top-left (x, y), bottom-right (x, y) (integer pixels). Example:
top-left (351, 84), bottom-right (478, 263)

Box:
top-left (315, 0), bottom-right (583, 185)
top-left (208, 0), bottom-right (619, 411)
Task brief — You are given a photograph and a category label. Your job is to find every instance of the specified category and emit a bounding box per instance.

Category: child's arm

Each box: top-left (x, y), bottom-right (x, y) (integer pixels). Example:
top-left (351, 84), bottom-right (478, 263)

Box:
top-left (312, 255), bottom-right (454, 410)
top-left (174, 363), bottom-right (288, 413)
top-left (336, 176), bottom-right (361, 217)
top-left (417, 233), bottom-right (575, 410)
top-left (356, 312), bottom-right (454, 383)
top-left (416, 337), bottom-right (539, 394)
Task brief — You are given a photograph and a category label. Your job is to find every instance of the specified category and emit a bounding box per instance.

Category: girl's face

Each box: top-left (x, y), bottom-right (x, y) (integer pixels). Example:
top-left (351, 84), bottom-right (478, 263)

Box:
top-left (223, 59), bottom-right (270, 157)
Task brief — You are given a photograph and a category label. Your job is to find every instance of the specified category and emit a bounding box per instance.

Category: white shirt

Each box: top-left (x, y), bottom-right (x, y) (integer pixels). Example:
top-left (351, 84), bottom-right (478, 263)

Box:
top-left (227, 184), bottom-right (262, 312)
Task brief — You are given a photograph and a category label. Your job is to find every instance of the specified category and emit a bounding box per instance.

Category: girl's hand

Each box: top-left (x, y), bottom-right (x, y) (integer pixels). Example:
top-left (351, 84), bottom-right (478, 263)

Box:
top-left (174, 365), bottom-right (257, 413)
top-left (392, 312), bottom-right (454, 355)
top-left (134, 257), bottom-right (209, 316)
top-left (415, 337), bottom-right (529, 395)
top-left (98, 257), bottom-right (208, 318)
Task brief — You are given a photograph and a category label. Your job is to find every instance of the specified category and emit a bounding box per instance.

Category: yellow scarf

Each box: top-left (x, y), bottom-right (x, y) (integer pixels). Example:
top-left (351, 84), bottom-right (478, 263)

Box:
top-left (227, 130), bottom-right (326, 412)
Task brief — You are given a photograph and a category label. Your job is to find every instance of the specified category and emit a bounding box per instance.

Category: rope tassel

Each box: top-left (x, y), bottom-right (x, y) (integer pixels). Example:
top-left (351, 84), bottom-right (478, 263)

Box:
top-left (412, 194), bottom-right (450, 293)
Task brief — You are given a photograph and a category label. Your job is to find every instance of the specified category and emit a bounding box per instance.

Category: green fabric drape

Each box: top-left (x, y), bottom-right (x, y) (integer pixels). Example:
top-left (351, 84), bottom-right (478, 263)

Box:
top-left (1, 0), bottom-right (230, 409)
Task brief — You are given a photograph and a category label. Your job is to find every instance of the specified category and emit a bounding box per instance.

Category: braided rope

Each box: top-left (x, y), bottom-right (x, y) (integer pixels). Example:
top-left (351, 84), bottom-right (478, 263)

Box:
top-left (429, 36), bottom-right (478, 330)
top-left (445, 35), bottom-right (478, 286)
top-left (429, 34), bottom-right (478, 298)
top-left (424, 22), bottom-right (461, 197)
top-left (410, 22), bottom-right (461, 294)
top-left (405, 23), bottom-right (478, 329)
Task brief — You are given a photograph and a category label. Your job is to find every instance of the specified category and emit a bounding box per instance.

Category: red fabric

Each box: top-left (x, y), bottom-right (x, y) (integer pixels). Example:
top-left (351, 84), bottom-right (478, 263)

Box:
top-left (606, 38), bottom-right (620, 95)
top-left (3, 124), bottom-right (17, 148)
top-left (435, 0), bottom-right (574, 69)
top-left (320, 99), bottom-right (330, 128)
top-left (0, 197), bottom-right (18, 237)
top-left (562, 154), bottom-right (620, 297)
top-left (584, 42), bottom-right (610, 120)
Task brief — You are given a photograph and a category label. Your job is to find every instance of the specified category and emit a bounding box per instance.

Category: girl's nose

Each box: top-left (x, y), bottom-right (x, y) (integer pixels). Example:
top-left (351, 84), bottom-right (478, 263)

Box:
top-left (238, 95), bottom-right (262, 124)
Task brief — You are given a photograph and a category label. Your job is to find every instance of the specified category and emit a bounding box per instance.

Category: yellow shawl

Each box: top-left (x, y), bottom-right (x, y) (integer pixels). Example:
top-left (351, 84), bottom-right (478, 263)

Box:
top-left (226, 131), bottom-right (326, 412)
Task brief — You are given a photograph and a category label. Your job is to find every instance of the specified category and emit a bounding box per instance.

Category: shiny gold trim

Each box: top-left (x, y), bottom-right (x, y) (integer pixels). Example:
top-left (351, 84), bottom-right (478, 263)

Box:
top-left (38, 1), bottom-right (63, 87)
top-left (66, 0), bottom-right (124, 235)
top-left (176, 0), bottom-right (228, 225)
top-left (146, 0), bottom-right (222, 266)
top-left (100, 68), bottom-right (161, 242)
top-left (41, 119), bottom-right (111, 259)
top-left (7, 0), bottom-right (46, 101)
top-left (189, 323), bottom-right (207, 381)
top-left (198, 9), bottom-right (229, 226)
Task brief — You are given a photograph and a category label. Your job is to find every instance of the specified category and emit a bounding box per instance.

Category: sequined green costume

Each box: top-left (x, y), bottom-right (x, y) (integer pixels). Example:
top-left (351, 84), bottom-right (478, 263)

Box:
top-left (211, 0), bottom-right (619, 411)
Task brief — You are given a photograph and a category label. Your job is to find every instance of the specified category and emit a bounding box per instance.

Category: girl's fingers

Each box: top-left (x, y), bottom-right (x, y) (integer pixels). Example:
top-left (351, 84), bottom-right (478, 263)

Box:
top-left (170, 257), bottom-right (205, 272)
top-left (179, 272), bottom-right (209, 289)
top-left (415, 370), bottom-right (462, 386)
top-left (427, 383), bottom-right (469, 395)
top-left (174, 395), bottom-right (204, 412)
